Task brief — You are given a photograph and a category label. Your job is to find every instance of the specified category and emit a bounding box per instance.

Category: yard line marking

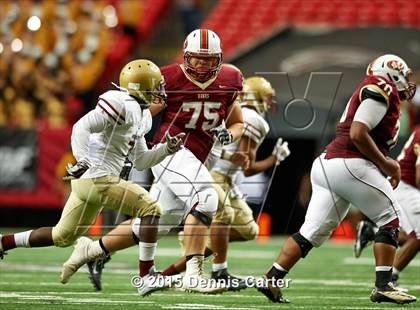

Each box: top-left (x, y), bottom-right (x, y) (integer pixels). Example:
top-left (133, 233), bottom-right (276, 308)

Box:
top-left (0, 292), bottom-right (153, 304)
top-left (161, 304), bottom-right (254, 310)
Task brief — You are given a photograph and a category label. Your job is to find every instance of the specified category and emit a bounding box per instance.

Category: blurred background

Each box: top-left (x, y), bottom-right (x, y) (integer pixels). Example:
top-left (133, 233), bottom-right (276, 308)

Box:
top-left (0, 0), bottom-right (419, 239)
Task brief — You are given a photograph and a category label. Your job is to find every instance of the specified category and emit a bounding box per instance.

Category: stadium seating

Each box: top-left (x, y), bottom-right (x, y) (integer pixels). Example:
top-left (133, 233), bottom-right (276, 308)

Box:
top-left (202, 0), bottom-right (420, 59)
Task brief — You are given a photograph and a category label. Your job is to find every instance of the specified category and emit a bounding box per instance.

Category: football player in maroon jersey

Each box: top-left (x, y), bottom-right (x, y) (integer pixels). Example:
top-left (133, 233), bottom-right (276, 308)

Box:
top-left (258, 54), bottom-right (417, 304)
top-left (145, 29), bottom-right (244, 294)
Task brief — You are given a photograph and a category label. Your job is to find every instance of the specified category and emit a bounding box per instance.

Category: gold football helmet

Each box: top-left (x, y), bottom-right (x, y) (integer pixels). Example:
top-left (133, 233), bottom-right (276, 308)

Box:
top-left (240, 76), bottom-right (276, 115)
top-left (119, 59), bottom-right (166, 107)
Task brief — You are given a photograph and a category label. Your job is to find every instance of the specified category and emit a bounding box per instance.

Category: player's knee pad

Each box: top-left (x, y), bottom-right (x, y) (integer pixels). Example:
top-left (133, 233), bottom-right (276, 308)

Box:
top-left (375, 226), bottom-right (399, 248)
top-left (52, 227), bottom-right (78, 248)
top-left (192, 185), bottom-right (218, 224)
top-left (292, 232), bottom-right (314, 258)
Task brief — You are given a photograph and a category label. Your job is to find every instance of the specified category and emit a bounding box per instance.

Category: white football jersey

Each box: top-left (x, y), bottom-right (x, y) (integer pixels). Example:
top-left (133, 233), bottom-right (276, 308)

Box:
top-left (211, 107), bottom-right (269, 183)
top-left (71, 90), bottom-right (152, 178)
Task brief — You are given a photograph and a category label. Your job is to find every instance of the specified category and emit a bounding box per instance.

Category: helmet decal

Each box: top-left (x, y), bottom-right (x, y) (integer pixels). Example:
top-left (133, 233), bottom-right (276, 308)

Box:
top-left (200, 29), bottom-right (208, 50)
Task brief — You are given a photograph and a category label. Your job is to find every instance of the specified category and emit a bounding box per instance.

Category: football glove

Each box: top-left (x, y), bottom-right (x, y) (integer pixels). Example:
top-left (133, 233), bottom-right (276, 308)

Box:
top-left (64, 160), bottom-right (90, 180)
top-left (165, 131), bottom-right (186, 154)
top-left (272, 138), bottom-right (290, 165)
top-left (211, 127), bottom-right (233, 146)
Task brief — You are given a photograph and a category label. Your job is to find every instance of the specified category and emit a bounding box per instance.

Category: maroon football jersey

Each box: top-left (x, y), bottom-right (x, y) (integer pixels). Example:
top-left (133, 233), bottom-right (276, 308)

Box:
top-left (326, 75), bottom-right (400, 160)
top-left (398, 126), bottom-right (420, 187)
top-left (153, 64), bottom-right (243, 163)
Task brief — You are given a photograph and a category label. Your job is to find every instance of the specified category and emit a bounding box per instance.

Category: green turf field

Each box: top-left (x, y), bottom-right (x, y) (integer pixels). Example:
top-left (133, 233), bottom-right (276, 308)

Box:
top-left (0, 234), bottom-right (419, 309)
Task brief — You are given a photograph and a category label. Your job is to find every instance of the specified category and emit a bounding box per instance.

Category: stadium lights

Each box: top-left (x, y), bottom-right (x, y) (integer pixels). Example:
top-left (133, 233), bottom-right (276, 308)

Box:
top-left (103, 5), bottom-right (118, 28)
top-left (11, 38), bottom-right (23, 52)
top-left (27, 16), bottom-right (41, 31)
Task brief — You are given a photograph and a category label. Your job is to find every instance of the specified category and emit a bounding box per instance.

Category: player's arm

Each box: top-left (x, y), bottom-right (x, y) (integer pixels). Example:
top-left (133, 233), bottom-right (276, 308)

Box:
top-left (349, 95), bottom-right (400, 188)
top-left (225, 101), bottom-right (244, 142)
top-left (71, 109), bottom-right (109, 162)
top-left (238, 135), bottom-right (276, 177)
top-left (132, 132), bottom-right (185, 170)
top-left (149, 98), bottom-right (166, 117)
top-left (415, 144), bottom-right (420, 188)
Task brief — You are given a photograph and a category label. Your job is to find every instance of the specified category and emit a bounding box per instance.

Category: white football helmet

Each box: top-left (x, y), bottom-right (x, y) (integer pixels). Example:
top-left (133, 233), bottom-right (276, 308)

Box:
top-left (367, 54), bottom-right (416, 101)
top-left (183, 29), bottom-right (223, 81)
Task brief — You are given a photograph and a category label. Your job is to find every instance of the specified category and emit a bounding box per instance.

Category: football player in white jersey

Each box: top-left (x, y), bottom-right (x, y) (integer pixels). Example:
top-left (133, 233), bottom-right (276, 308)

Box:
top-left (0, 59), bottom-right (185, 286)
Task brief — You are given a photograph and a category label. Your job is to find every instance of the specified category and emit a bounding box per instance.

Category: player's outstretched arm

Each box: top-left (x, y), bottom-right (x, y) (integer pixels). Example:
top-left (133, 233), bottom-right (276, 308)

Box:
top-left (133, 133), bottom-right (185, 170)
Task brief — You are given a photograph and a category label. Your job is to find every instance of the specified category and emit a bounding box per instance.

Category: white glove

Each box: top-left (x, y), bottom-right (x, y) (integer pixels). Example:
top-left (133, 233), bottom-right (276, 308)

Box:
top-left (272, 138), bottom-right (290, 165)
top-left (63, 160), bottom-right (90, 180)
top-left (210, 127), bottom-right (233, 146)
top-left (165, 131), bottom-right (185, 154)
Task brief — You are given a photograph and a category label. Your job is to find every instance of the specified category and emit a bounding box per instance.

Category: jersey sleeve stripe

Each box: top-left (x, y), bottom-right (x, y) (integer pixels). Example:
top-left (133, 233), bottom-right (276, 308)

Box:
top-left (244, 123), bottom-right (262, 139)
top-left (358, 84), bottom-right (390, 107)
top-left (99, 97), bottom-right (126, 122)
top-left (245, 122), bottom-right (263, 135)
top-left (98, 103), bottom-right (122, 125)
top-left (243, 129), bottom-right (260, 143)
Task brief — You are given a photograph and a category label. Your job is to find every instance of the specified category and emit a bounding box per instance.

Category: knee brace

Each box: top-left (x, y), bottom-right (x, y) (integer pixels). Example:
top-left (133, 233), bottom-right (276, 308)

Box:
top-left (292, 232), bottom-right (314, 258)
top-left (375, 226), bottom-right (399, 248)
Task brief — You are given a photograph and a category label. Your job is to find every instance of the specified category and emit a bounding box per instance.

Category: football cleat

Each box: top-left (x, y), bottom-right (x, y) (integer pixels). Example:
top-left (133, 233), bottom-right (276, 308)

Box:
top-left (87, 255), bottom-right (111, 291)
top-left (60, 237), bottom-right (94, 284)
top-left (182, 256), bottom-right (227, 294)
top-left (137, 266), bottom-right (181, 297)
top-left (370, 282), bottom-right (416, 304)
top-left (354, 220), bottom-right (375, 258)
top-left (211, 268), bottom-right (247, 291)
top-left (0, 234), bottom-right (6, 260)
top-left (257, 276), bottom-right (290, 303)
top-left (391, 273), bottom-right (409, 293)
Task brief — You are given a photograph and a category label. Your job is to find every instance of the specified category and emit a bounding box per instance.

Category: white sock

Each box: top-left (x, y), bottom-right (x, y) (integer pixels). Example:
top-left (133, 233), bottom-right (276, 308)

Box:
top-left (139, 242), bottom-right (156, 261)
top-left (14, 230), bottom-right (33, 247)
top-left (212, 261), bottom-right (228, 272)
top-left (87, 240), bottom-right (107, 260)
top-left (273, 262), bottom-right (289, 272)
top-left (392, 267), bottom-right (400, 275)
top-left (376, 266), bottom-right (392, 272)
